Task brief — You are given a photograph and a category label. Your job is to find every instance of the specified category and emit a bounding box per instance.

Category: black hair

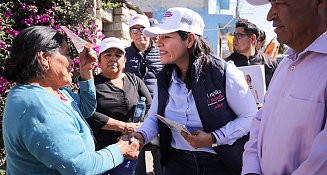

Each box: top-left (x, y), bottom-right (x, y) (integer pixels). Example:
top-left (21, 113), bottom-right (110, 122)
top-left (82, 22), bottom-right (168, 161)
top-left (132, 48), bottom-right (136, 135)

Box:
top-left (258, 29), bottom-right (266, 42)
top-left (170, 31), bottom-right (212, 89)
top-left (0, 26), bottom-right (65, 84)
top-left (236, 19), bottom-right (259, 38)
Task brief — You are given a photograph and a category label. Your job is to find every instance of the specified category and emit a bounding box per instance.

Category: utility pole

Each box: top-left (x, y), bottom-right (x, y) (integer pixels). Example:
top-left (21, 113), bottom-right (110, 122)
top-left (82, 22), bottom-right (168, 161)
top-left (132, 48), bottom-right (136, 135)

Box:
top-left (236, 0), bottom-right (240, 19)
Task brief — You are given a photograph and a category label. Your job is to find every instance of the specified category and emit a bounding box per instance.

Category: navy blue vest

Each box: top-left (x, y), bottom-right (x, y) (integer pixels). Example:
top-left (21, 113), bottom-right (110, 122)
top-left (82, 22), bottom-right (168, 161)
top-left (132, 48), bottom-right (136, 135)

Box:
top-left (125, 41), bottom-right (163, 96)
top-left (157, 55), bottom-right (248, 175)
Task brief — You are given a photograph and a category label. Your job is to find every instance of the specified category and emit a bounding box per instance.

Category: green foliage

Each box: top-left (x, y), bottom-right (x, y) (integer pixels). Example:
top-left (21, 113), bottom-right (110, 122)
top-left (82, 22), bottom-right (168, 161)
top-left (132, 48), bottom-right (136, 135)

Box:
top-left (102, 0), bottom-right (123, 10)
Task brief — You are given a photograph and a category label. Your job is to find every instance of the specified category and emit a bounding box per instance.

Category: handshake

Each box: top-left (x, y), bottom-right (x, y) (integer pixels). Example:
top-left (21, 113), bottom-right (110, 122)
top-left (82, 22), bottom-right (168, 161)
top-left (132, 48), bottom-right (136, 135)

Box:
top-left (115, 132), bottom-right (145, 160)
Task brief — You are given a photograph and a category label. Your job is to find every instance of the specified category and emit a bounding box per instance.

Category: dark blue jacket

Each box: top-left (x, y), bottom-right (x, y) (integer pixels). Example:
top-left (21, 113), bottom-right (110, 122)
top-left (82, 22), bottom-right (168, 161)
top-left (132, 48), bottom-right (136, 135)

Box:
top-left (156, 55), bottom-right (248, 175)
top-left (125, 41), bottom-right (163, 96)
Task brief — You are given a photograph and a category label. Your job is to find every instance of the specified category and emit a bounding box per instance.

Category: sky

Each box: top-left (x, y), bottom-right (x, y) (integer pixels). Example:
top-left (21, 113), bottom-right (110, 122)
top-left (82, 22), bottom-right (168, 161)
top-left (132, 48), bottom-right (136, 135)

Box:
top-left (234, 0), bottom-right (276, 43)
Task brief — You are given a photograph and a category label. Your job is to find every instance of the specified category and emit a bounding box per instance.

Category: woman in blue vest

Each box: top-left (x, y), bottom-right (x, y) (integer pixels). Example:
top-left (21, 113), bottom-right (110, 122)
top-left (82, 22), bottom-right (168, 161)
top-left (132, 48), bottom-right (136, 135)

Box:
top-left (130, 7), bottom-right (258, 175)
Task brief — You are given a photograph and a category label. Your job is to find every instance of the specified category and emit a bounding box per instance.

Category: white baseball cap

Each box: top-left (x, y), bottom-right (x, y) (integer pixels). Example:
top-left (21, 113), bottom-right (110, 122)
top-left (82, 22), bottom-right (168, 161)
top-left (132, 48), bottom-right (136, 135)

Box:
top-left (143, 7), bottom-right (205, 37)
top-left (129, 14), bottom-right (150, 28)
top-left (246, 0), bottom-right (269, 5)
top-left (99, 37), bottom-right (126, 54)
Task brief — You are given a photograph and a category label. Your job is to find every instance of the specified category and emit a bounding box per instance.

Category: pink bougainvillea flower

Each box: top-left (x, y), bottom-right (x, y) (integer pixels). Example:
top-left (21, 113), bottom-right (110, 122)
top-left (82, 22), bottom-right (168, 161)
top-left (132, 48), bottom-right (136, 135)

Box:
top-left (4, 11), bottom-right (13, 18)
top-left (0, 41), bottom-right (5, 49)
top-left (21, 3), bottom-right (27, 10)
top-left (5, 29), bottom-right (19, 37)
top-left (93, 45), bottom-right (100, 54)
top-left (78, 24), bottom-right (83, 29)
top-left (98, 34), bottom-right (105, 39)
top-left (0, 77), bottom-right (9, 95)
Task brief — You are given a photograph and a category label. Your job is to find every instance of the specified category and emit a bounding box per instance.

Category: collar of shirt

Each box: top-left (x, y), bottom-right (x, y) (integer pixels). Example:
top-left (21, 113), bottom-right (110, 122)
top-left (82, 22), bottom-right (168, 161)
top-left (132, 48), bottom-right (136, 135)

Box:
top-left (171, 69), bottom-right (185, 85)
top-left (233, 51), bottom-right (261, 63)
top-left (284, 30), bottom-right (327, 61)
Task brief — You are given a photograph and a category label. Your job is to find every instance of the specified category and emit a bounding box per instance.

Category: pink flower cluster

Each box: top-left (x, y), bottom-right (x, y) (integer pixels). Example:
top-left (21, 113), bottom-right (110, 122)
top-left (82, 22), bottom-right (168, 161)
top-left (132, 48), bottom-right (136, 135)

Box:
top-left (5, 29), bottom-right (19, 37)
top-left (0, 77), bottom-right (9, 95)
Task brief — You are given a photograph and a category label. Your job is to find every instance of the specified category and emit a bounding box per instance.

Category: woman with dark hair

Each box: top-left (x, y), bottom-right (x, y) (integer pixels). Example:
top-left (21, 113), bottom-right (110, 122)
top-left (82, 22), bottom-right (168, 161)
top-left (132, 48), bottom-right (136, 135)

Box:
top-left (130, 7), bottom-right (258, 175)
top-left (1, 26), bottom-right (138, 175)
top-left (86, 37), bottom-right (152, 175)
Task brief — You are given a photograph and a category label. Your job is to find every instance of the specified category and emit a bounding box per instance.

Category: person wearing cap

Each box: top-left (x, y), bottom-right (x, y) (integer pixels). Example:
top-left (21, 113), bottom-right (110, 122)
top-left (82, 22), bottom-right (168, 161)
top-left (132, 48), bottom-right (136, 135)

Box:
top-left (125, 14), bottom-right (163, 97)
top-left (227, 19), bottom-right (276, 88)
top-left (129, 7), bottom-right (258, 175)
top-left (86, 37), bottom-right (152, 175)
top-left (242, 0), bottom-right (327, 175)
top-left (125, 14), bottom-right (164, 175)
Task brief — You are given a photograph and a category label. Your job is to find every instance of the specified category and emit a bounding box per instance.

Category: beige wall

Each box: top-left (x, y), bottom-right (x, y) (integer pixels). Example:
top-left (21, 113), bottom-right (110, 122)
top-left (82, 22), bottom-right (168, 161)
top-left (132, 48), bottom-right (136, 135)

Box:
top-left (88, 0), bottom-right (143, 46)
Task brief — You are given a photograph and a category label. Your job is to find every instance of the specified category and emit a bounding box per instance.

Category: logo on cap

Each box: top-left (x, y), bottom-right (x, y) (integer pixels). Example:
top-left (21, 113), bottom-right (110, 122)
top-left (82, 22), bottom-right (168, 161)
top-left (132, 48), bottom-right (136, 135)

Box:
top-left (133, 16), bottom-right (141, 20)
top-left (106, 40), bottom-right (112, 43)
top-left (163, 11), bottom-right (173, 18)
top-left (161, 11), bottom-right (173, 24)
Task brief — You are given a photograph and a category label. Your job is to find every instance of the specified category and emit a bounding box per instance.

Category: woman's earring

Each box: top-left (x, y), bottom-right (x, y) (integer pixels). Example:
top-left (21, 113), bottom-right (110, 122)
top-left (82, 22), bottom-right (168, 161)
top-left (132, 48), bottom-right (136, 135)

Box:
top-left (44, 65), bottom-right (49, 70)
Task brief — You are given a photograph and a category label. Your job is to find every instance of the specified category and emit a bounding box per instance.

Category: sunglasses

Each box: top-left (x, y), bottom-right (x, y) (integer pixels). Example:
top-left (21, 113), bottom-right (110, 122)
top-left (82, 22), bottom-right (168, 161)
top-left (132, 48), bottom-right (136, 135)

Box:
top-left (130, 27), bottom-right (145, 34)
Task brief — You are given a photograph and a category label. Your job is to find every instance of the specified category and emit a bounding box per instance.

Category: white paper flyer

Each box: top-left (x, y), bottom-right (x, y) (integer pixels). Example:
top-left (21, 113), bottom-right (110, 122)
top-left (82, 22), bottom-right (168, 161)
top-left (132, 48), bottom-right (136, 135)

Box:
top-left (156, 114), bottom-right (191, 135)
top-left (60, 26), bottom-right (88, 53)
top-left (238, 65), bottom-right (266, 104)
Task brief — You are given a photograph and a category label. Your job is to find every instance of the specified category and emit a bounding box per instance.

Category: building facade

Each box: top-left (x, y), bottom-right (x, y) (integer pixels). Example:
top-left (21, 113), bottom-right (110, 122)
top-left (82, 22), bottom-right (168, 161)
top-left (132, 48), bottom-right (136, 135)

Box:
top-left (126, 0), bottom-right (236, 56)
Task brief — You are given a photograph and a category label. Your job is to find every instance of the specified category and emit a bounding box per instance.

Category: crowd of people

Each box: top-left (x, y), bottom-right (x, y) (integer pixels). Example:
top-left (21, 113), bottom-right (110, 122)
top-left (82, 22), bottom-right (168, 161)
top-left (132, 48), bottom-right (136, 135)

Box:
top-left (1, 0), bottom-right (326, 174)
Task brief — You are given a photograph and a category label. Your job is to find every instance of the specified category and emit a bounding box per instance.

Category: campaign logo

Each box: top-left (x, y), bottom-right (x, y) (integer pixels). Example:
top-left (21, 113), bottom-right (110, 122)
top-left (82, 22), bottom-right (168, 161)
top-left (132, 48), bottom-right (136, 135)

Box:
top-left (132, 16), bottom-right (141, 20)
top-left (207, 90), bottom-right (225, 109)
top-left (163, 11), bottom-right (173, 18)
top-left (161, 11), bottom-right (173, 23)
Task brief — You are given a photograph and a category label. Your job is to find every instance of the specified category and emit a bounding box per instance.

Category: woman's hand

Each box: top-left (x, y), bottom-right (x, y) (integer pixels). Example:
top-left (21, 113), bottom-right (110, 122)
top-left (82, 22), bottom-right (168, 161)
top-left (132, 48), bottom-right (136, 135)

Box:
top-left (181, 130), bottom-right (212, 149)
top-left (128, 132), bottom-right (145, 150)
top-left (122, 122), bottom-right (142, 134)
top-left (79, 43), bottom-right (97, 80)
top-left (116, 135), bottom-right (140, 160)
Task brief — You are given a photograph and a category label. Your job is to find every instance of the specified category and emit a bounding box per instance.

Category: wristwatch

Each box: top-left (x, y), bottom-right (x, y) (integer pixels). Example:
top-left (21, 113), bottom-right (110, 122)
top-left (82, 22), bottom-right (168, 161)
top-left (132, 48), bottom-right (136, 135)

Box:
top-left (211, 132), bottom-right (218, 147)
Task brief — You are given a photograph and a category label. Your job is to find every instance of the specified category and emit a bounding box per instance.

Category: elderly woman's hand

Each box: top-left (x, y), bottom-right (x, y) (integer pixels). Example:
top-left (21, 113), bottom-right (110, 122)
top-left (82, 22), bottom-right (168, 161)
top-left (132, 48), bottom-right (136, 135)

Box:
top-left (116, 135), bottom-right (140, 160)
top-left (79, 43), bottom-right (97, 80)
